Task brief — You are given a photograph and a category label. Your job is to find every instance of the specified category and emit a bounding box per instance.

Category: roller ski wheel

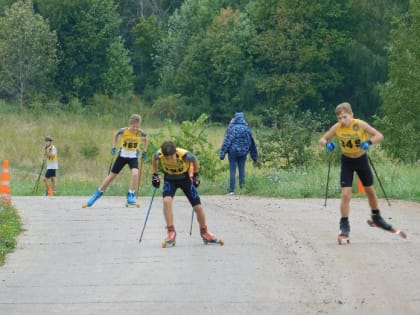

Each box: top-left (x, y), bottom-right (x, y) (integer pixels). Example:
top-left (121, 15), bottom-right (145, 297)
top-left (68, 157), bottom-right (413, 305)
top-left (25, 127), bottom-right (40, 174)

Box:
top-left (367, 219), bottom-right (407, 239)
top-left (337, 234), bottom-right (350, 245)
top-left (162, 230), bottom-right (176, 248)
top-left (202, 238), bottom-right (224, 246)
top-left (125, 202), bottom-right (140, 208)
top-left (162, 239), bottom-right (176, 248)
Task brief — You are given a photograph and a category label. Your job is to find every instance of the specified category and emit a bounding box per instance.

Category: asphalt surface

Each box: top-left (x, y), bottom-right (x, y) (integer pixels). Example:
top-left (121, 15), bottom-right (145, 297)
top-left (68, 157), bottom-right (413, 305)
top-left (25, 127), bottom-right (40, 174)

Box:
top-left (1, 196), bottom-right (419, 315)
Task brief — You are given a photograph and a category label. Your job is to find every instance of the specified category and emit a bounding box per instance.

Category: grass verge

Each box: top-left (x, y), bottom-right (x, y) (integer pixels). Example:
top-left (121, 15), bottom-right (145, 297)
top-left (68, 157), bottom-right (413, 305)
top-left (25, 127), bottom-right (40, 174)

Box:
top-left (0, 202), bottom-right (22, 266)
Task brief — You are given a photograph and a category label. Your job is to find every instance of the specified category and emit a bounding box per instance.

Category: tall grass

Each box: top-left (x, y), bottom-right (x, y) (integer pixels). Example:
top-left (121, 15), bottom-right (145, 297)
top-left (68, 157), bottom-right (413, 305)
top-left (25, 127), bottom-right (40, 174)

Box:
top-left (0, 107), bottom-right (419, 201)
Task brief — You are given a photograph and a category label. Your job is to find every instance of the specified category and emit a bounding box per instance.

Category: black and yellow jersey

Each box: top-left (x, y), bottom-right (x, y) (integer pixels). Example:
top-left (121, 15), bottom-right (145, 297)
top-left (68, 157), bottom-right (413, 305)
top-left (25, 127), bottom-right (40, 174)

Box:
top-left (336, 119), bottom-right (369, 155)
top-left (155, 148), bottom-right (196, 175)
top-left (118, 127), bottom-right (147, 158)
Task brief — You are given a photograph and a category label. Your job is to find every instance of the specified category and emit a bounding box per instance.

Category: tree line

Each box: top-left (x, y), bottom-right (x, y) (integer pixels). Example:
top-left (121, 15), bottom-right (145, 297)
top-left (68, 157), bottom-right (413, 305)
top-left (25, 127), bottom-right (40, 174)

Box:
top-left (0, 0), bottom-right (418, 162)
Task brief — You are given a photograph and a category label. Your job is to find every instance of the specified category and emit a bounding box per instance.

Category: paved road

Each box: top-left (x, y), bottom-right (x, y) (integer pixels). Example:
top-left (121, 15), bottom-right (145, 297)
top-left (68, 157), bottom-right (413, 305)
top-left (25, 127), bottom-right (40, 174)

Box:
top-left (1, 196), bottom-right (419, 315)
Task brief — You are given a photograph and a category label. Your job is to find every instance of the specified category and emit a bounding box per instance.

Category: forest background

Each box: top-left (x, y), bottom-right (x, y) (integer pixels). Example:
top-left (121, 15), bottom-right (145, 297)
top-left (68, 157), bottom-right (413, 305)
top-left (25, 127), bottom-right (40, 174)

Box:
top-left (0, 0), bottom-right (419, 201)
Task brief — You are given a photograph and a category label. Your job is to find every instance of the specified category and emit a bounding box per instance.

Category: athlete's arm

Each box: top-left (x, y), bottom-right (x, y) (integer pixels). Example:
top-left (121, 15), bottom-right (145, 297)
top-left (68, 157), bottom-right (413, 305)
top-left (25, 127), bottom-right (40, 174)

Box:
top-left (359, 120), bottom-right (383, 144)
top-left (319, 123), bottom-right (339, 147)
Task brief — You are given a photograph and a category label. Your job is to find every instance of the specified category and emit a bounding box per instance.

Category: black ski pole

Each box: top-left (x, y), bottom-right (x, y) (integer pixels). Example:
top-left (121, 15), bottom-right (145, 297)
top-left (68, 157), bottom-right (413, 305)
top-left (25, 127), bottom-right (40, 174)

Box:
top-left (188, 163), bottom-right (195, 235)
top-left (368, 155), bottom-right (391, 206)
top-left (136, 159), bottom-right (144, 197)
top-left (33, 159), bottom-right (46, 194)
top-left (189, 208), bottom-right (194, 236)
top-left (139, 187), bottom-right (157, 243)
top-left (107, 155), bottom-right (115, 175)
top-left (323, 153), bottom-right (332, 207)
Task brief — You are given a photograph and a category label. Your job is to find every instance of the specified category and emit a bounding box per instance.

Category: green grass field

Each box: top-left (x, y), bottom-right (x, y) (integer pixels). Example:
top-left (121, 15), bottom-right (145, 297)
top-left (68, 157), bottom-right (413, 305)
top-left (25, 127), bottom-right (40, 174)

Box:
top-left (0, 109), bottom-right (419, 201)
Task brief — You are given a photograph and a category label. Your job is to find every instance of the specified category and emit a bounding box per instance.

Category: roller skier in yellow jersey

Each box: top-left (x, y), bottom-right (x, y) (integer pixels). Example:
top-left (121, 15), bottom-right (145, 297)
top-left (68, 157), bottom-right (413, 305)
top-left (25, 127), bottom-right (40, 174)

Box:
top-left (151, 140), bottom-right (223, 247)
top-left (319, 102), bottom-right (406, 244)
top-left (84, 114), bottom-right (148, 207)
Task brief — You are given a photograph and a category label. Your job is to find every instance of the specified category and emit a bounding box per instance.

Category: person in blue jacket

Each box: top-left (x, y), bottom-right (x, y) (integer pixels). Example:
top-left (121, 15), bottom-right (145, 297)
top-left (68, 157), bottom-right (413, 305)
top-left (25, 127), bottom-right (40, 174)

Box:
top-left (219, 112), bottom-right (258, 195)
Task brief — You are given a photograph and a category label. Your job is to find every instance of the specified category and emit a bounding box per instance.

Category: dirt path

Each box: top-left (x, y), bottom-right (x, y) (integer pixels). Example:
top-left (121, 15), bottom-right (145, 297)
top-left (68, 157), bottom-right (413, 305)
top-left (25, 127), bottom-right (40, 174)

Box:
top-left (0, 196), bottom-right (419, 315)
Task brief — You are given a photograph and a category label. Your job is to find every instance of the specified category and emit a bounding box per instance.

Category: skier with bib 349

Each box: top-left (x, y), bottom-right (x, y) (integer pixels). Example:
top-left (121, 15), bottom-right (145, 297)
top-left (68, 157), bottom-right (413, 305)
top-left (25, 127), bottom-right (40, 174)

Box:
top-left (151, 140), bottom-right (223, 247)
top-left (84, 114), bottom-right (147, 207)
top-left (319, 102), bottom-right (394, 243)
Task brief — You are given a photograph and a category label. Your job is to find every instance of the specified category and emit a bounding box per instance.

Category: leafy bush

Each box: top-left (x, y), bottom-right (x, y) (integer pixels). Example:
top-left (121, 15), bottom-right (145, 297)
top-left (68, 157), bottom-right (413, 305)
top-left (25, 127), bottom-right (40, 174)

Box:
top-left (154, 113), bottom-right (223, 180)
top-left (257, 109), bottom-right (322, 169)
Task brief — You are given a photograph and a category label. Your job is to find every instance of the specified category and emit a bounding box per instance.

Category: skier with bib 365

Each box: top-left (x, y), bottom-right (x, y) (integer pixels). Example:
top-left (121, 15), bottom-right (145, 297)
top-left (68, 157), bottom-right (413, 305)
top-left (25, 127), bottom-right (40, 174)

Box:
top-left (84, 114), bottom-right (147, 207)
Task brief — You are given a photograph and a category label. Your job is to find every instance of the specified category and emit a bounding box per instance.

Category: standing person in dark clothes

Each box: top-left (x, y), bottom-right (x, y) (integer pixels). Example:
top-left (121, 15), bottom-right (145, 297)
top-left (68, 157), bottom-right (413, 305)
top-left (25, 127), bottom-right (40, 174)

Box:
top-left (219, 112), bottom-right (258, 195)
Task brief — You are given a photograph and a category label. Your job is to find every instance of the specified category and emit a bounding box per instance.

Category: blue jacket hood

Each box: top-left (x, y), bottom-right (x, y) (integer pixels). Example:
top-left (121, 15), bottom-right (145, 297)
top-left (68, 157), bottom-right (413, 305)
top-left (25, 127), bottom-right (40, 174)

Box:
top-left (232, 112), bottom-right (246, 124)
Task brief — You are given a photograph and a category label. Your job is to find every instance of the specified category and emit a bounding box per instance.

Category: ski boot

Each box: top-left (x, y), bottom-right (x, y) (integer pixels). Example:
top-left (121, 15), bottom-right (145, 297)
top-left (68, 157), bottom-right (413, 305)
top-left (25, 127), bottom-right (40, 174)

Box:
top-left (200, 226), bottom-right (224, 246)
top-left (126, 191), bottom-right (139, 207)
top-left (337, 217), bottom-right (350, 245)
top-left (367, 211), bottom-right (407, 239)
top-left (83, 189), bottom-right (103, 208)
top-left (368, 211), bottom-right (392, 230)
top-left (162, 226), bottom-right (176, 248)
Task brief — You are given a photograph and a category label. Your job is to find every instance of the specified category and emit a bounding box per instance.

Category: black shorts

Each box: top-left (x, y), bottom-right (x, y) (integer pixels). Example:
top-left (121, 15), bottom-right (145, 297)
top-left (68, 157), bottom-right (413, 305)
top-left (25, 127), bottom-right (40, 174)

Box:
top-left (162, 174), bottom-right (201, 207)
top-left (111, 156), bottom-right (138, 174)
top-left (45, 169), bottom-right (57, 178)
top-left (340, 154), bottom-right (373, 188)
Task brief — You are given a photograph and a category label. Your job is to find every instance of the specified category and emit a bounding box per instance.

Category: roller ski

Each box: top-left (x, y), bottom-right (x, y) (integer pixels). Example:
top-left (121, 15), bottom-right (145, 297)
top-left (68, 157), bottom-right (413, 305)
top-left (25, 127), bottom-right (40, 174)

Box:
top-left (125, 192), bottom-right (140, 208)
top-left (200, 227), bottom-right (224, 246)
top-left (337, 217), bottom-right (350, 245)
top-left (162, 226), bottom-right (176, 248)
top-left (367, 212), bottom-right (407, 239)
top-left (82, 189), bottom-right (103, 208)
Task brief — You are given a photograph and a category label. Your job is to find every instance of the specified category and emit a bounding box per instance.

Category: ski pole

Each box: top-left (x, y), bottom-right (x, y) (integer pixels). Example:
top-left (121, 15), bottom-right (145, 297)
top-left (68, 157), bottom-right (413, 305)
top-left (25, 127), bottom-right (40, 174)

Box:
top-left (33, 159), bottom-right (46, 194)
top-left (139, 187), bottom-right (157, 243)
top-left (368, 155), bottom-right (391, 207)
top-left (188, 163), bottom-right (194, 236)
top-left (323, 153), bottom-right (332, 207)
top-left (189, 208), bottom-right (194, 236)
top-left (136, 159), bottom-right (144, 197)
top-left (107, 155), bottom-right (115, 175)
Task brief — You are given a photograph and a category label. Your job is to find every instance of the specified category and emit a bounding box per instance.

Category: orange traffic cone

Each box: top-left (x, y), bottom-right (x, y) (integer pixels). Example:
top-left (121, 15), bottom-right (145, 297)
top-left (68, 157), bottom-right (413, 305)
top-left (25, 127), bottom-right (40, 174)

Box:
top-left (0, 160), bottom-right (11, 204)
top-left (47, 185), bottom-right (53, 196)
top-left (358, 178), bottom-right (365, 194)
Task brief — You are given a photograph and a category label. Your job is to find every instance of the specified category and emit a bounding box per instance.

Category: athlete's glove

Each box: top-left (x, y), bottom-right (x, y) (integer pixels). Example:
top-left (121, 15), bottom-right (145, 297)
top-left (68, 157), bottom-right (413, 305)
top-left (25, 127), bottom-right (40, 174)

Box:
top-left (192, 172), bottom-right (200, 188)
top-left (325, 142), bottom-right (336, 152)
top-left (361, 140), bottom-right (372, 151)
top-left (141, 152), bottom-right (147, 161)
top-left (219, 151), bottom-right (225, 160)
top-left (152, 173), bottom-right (160, 188)
top-left (110, 147), bottom-right (116, 155)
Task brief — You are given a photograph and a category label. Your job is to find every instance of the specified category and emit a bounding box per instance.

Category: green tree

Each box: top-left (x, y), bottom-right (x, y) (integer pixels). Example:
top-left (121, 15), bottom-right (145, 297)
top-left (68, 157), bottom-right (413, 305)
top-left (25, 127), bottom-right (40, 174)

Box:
top-left (247, 0), bottom-right (350, 113)
top-left (341, 0), bottom-right (408, 119)
top-left (156, 1), bottom-right (255, 120)
top-left (0, 0), bottom-right (57, 111)
top-left (36, 0), bottom-right (123, 101)
top-left (155, 0), bottom-right (225, 95)
top-left (377, 0), bottom-right (419, 163)
top-left (0, 0), bottom-right (14, 15)
top-left (132, 15), bottom-right (160, 94)
top-left (101, 36), bottom-right (134, 97)
top-left (176, 7), bottom-right (255, 120)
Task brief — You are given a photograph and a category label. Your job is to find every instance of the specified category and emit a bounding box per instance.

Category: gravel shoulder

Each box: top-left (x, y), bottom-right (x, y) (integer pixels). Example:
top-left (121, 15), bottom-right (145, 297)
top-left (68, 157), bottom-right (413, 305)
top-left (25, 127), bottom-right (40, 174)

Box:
top-left (0, 196), bottom-right (419, 315)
